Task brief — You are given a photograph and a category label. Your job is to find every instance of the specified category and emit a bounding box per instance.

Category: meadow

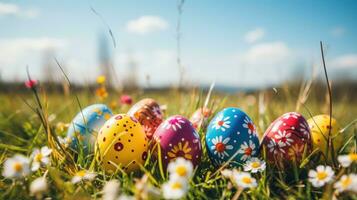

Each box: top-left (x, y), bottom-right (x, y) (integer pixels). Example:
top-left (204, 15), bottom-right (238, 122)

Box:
top-left (0, 76), bottom-right (356, 199)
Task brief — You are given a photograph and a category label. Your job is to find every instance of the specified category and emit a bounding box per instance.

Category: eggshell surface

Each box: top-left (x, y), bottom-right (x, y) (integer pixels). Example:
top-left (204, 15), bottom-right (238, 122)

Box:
top-left (153, 115), bottom-right (202, 168)
top-left (205, 108), bottom-right (260, 167)
top-left (261, 112), bottom-right (312, 164)
top-left (67, 104), bottom-right (112, 152)
top-left (97, 114), bottom-right (148, 172)
top-left (128, 98), bottom-right (163, 140)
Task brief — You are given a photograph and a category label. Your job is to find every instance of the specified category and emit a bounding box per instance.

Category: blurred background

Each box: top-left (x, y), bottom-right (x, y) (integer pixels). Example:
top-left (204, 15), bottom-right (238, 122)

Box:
top-left (0, 0), bottom-right (357, 92)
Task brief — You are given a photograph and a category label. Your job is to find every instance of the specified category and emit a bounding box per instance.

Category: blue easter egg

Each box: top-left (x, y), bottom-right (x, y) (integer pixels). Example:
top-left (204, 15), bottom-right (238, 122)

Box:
top-left (67, 104), bottom-right (113, 153)
top-left (205, 107), bottom-right (260, 167)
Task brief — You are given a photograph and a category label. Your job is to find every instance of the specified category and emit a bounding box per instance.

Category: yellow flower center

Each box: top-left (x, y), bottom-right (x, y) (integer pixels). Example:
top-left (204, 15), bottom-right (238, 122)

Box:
top-left (251, 162), bottom-right (260, 169)
top-left (171, 182), bottom-right (183, 190)
top-left (76, 170), bottom-right (86, 177)
top-left (13, 162), bottom-right (23, 172)
top-left (34, 153), bottom-right (43, 162)
top-left (316, 172), bottom-right (328, 180)
top-left (341, 177), bottom-right (352, 188)
top-left (349, 153), bottom-right (357, 161)
top-left (242, 176), bottom-right (252, 184)
top-left (176, 166), bottom-right (187, 177)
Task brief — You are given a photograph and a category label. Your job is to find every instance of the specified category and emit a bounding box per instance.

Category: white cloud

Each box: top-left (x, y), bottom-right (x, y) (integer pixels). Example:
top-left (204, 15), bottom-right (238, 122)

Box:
top-left (126, 16), bottom-right (168, 34)
top-left (244, 28), bottom-right (265, 43)
top-left (330, 54), bottom-right (357, 68)
top-left (330, 27), bottom-right (345, 37)
top-left (0, 2), bottom-right (38, 18)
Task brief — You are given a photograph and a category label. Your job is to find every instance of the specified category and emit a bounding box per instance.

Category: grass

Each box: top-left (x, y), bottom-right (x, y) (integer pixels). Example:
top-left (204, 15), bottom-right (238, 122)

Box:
top-left (0, 80), bottom-right (356, 199)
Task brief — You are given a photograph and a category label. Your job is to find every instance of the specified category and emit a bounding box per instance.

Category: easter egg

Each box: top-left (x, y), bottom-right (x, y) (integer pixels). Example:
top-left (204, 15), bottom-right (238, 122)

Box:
top-left (190, 107), bottom-right (212, 129)
top-left (307, 115), bottom-right (342, 159)
top-left (153, 115), bottom-right (202, 168)
top-left (261, 112), bottom-right (312, 164)
top-left (206, 108), bottom-right (260, 167)
top-left (67, 104), bottom-right (112, 152)
top-left (128, 98), bottom-right (163, 140)
top-left (97, 114), bottom-right (148, 172)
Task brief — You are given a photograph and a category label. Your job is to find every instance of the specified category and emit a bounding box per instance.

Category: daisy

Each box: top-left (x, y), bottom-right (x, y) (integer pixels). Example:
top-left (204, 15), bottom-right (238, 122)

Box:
top-left (242, 116), bottom-right (256, 134)
top-left (2, 154), bottom-right (30, 179)
top-left (167, 157), bottom-right (193, 179)
top-left (308, 165), bottom-right (335, 187)
top-left (212, 114), bottom-right (231, 131)
top-left (221, 169), bottom-right (234, 179)
top-left (163, 117), bottom-right (185, 131)
top-left (162, 178), bottom-right (188, 199)
top-left (30, 177), bottom-right (48, 198)
top-left (237, 140), bottom-right (256, 161)
top-left (274, 130), bottom-right (293, 146)
top-left (210, 136), bottom-right (233, 159)
top-left (102, 179), bottom-right (120, 200)
top-left (71, 170), bottom-right (97, 184)
top-left (232, 171), bottom-right (257, 189)
top-left (244, 157), bottom-right (266, 173)
top-left (57, 136), bottom-right (72, 148)
top-left (299, 121), bottom-right (310, 137)
top-left (334, 174), bottom-right (357, 193)
top-left (338, 153), bottom-right (357, 167)
top-left (30, 146), bottom-right (52, 171)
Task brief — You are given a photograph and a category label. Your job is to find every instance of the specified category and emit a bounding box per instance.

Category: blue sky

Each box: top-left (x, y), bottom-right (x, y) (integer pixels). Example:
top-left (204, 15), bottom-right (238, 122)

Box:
top-left (0, 0), bottom-right (357, 88)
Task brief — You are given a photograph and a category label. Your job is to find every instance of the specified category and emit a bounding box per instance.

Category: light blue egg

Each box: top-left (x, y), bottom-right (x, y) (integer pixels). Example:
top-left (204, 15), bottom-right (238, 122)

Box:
top-left (67, 104), bottom-right (113, 153)
top-left (205, 107), bottom-right (259, 167)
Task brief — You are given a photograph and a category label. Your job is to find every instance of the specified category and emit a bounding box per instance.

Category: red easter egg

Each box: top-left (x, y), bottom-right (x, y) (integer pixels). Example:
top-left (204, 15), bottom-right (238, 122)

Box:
top-left (190, 107), bottom-right (212, 129)
top-left (261, 112), bottom-right (312, 164)
top-left (128, 98), bottom-right (163, 140)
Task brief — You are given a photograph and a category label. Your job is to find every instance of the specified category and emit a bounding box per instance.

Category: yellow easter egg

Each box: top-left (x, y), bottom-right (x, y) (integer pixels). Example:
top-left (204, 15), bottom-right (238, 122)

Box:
top-left (97, 114), bottom-right (148, 172)
top-left (307, 115), bottom-right (342, 159)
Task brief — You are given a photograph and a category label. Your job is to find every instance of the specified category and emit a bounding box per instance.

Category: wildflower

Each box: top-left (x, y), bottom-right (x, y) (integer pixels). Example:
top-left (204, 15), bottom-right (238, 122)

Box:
top-left (168, 157), bottom-right (193, 179)
top-left (120, 95), bottom-right (133, 105)
top-left (117, 194), bottom-right (135, 200)
top-left (308, 165), bottom-right (334, 187)
top-left (96, 87), bottom-right (108, 100)
top-left (338, 153), bottom-right (357, 167)
top-left (25, 79), bottom-right (38, 89)
top-left (334, 173), bottom-right (357, 193)
top-left (2, 154), bottom-right (30, 179)
top-left (102, 180), bottom-right (120, 200)
top-left (57, 136), bottom-right (72, 148)
top-left (221, 169), bottom-right (234, 179)
top-left (30, 177), bottom-right (48, 198)
top-left (56, 122), bottom-right (68, 132)
top-left (244, 157), bottom-right (266, 173)
top-left (71, 170), bottom-right (96, 184)
top-left (30, 146), bottom-right (52, 171)
top-left (162, 178), bottom-right (188, 199)
top-left (232, 171), bottom-right (257, 189)
top-left (97, 75), bottom-right (106, 84)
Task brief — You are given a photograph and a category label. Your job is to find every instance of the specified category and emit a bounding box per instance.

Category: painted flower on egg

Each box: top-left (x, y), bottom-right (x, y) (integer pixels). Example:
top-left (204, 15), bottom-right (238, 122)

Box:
top-left (206, 108), bottom-right (260, 167)
top-left (153, 115), bottom-right (202, 168)
top-left (67, 104), bottom-right (112, 153)
top-left (261, 112), bottom-right (312, 164)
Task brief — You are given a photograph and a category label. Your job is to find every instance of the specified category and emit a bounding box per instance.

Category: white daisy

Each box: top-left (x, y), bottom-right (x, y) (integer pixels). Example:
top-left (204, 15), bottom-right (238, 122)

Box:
top-left (30, 146), bottom-right (52, 171)
top-left (210, 136), bottom-right (233, 159)
top-left (242, 116), bottom-right (256, 134)
top-left (162, 178), bottom-right (188, 199)
top-left (334, 173), bottom-right (357, 193)
top-left (308, 165), bottom-right (335, 187)
top-left (212, 114), bottom-right (231, 131)
top-left (30, 177), bottom-right (48, 198)
top-left (267, 138), bottom-right (285, 155)
top-left (274, 130), bottom-right (294, 146)
top-left (338, 153), bottom-right (357, 167)
top-left (168, 157), bottom-right (193, 180)
top-left (102, 179), bottom-right (120, 200)
top-left (57, 136), bottom-right (72, 148)
top-left (163, 117), bottom-right (185, 131)
top-left (244, 157), bottom-right (266, 173)
top-left (237, 140), bottom-right (256, 161)
top-left (71, 170), bottom-right (97, 184)
top-left (221, 169), bottom-right (234, 179)
top-left (2, 154), bottom-right (30, 179)
top-left (232, 171), bottom-right (257, 189)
